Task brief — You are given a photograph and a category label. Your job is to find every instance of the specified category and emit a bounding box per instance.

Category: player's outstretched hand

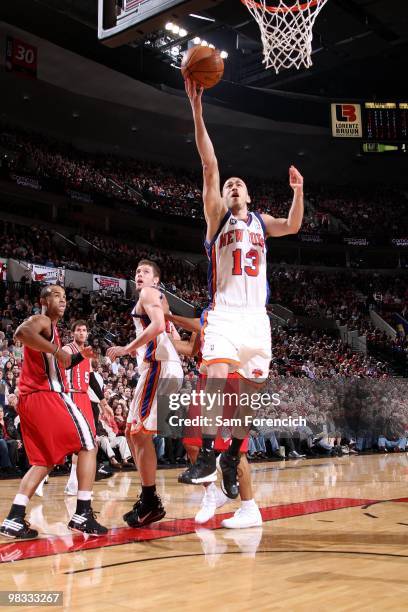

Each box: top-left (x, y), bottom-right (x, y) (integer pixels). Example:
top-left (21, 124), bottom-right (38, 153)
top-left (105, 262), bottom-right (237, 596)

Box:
top-left (81, 346), bottom-right (95, 360)
top-left (55, 348), bottom-right (72, 369)
top-left (289, 165), bottom-right (303, 191)
top-left (107, 345), bottom-right (128, 361)
top-left (185, 77), bottom-right (204, 114)
top-left (100, 399), bottom-right (114, 419)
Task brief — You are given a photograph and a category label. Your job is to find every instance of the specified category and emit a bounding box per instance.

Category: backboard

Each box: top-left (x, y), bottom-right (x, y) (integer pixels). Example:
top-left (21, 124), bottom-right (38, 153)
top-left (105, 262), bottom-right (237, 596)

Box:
top-left (98, 0), bottom-right (223, 47)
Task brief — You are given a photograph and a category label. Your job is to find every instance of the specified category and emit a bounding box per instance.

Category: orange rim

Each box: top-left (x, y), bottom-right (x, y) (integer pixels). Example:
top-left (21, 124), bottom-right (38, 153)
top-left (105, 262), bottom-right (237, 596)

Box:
top-left (241, 0), bottom-right (320, 14)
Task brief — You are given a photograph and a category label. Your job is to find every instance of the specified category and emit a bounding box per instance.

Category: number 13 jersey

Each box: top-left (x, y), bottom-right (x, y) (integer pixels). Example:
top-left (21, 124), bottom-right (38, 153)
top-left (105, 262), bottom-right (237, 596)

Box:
top-left (205, 211), bottom-right (269, 311)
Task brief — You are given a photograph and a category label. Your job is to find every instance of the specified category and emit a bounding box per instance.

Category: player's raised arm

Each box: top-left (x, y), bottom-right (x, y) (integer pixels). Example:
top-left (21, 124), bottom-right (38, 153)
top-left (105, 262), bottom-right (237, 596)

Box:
top-left (14, 315), bottom-right (72, 368)
top-left (261, 166), bottom-right (304, 238)
top-left (185, 78), bottom-right (227, 240)
top-left (106, 287), bottom-right (165, 360)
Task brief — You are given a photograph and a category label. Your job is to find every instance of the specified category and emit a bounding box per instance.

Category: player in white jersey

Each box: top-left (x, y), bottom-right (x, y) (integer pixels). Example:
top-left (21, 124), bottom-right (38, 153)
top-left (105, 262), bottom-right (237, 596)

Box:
top-left (180, 78), bottom-right (304, 505)
top-left (107, 259), bottom-right (183, 528)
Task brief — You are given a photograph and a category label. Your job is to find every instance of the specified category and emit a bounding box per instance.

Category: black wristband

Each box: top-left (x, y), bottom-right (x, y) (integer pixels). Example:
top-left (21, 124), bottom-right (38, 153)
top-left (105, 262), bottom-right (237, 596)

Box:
top-left (67, 353), bottom-right (85, 369)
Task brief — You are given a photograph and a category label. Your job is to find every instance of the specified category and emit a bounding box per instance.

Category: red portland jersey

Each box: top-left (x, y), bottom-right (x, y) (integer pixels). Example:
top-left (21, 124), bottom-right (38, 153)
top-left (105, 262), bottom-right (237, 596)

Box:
top-left (19, 324), bottom-right (68, 395)
top-left (65, 342), bottom-right (90, 392)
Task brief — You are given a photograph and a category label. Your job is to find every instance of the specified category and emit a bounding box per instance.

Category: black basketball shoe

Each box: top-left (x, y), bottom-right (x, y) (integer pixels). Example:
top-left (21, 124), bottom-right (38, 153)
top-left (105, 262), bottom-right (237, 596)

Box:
top-left (123, 495), bottom-right (165, 528)
top-left (178, 449), bottom-right (217, 484)
top-left (68, 508), bottom-right (108, 536)
top-left (95, 463), bottom-right (113, 481)
top-left (0, 516), bottom-right (38, 540)
top-left (216, 452), bottom-right (240, 499)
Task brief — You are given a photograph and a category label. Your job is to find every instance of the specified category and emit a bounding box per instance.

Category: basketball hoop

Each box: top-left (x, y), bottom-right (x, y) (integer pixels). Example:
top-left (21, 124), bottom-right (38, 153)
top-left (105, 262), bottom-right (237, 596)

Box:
top-left (240, 0), bottom-right (329, 73)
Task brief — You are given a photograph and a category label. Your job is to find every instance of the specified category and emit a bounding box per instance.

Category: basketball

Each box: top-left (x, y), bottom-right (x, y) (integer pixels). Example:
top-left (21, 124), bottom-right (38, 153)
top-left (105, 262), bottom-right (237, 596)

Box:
top-left (181, 46), bottom-right (224, 89)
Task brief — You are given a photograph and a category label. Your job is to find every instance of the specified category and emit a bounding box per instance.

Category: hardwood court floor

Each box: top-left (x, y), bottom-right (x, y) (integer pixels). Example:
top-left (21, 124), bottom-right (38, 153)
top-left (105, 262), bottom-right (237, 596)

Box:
top-left (0, 454), bottom-right (408, 611)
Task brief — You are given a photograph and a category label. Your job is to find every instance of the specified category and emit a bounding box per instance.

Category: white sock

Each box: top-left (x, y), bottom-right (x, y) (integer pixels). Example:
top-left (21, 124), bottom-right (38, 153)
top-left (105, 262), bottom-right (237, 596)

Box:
top-left (241, 499), bottom-right (257, 510)
top-left (14, 494), bottom-right (29, 507)
top-left (77, 490), bottom-right (92, 501)
top-left (70, 464), bottom-right (77, 477)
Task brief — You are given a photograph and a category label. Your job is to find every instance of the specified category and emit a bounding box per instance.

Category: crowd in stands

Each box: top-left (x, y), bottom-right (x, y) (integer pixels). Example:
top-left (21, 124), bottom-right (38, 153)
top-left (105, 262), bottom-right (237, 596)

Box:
top-left (1, 273), bottom-right (407, 479)
top-left (1, 219), bottom-right (407, 416)
top-left (0, 220), bottom-right (208, 306)
top-left (269, 267), bottom-right (408, 339)
top-left (270, 327), bottom-right (388, 379)
top-left (1, 123), bottom-right (408, 479)
top-left (2, 218), bottom-right (408, 321)
top-left (308, 185), bottom-right (408, 235)
top-left (1, 218), bottom-right (407, 375)
top-left (2, 123), bottom-right (407, 235)
top-left (248, 376), bottom-right (408, 459)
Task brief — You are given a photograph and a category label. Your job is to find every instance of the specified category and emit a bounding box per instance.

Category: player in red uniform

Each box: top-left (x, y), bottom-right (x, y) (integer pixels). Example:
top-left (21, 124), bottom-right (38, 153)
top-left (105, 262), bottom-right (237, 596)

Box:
top-left (168, 312), bottom-right (262, 528)
top-left (0, 286), bottom-right (108, 540)
top-left (64, 320), bottom-right (112, 495)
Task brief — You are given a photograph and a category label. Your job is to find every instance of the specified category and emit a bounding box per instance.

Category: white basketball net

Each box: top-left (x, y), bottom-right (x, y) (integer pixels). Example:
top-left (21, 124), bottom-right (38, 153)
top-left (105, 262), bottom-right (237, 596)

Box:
top-left (242, 0), bottom-right (329, 73)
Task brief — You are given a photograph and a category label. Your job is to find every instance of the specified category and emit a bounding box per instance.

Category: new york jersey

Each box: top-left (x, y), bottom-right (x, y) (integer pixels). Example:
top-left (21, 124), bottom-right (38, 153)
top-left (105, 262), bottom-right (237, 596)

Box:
top-left (131, 298), bottom-right (181, 372)
top-left (205, 211), bottom-right (269, 310)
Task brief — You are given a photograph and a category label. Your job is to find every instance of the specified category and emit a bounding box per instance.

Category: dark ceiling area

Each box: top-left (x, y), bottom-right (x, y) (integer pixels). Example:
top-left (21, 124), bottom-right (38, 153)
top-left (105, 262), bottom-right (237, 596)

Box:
top-left (2, 0), bottom-right (408, 100)
top-left (1, 1), bottom-right (407, 185)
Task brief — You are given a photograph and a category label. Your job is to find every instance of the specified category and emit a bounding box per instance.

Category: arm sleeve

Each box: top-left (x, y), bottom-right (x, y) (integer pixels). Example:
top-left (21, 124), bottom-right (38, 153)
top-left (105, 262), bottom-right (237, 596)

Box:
top-left (66, 353), bottom-right (85, 369)
top-left (89, 372), bottom-right (104, 401)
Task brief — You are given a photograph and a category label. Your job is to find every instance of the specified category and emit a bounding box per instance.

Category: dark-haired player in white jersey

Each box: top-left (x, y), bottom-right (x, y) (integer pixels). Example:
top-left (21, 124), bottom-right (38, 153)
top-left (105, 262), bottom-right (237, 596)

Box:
top-left (180, 79), bottom-right (304, 512)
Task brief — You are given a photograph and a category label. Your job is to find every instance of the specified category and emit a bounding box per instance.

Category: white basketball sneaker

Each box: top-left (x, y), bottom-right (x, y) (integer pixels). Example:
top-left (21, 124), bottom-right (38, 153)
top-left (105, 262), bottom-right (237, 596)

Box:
top-left (195, 483), bottom-right (228, 524)
top-left (221, 501), bottom-right (262, 529)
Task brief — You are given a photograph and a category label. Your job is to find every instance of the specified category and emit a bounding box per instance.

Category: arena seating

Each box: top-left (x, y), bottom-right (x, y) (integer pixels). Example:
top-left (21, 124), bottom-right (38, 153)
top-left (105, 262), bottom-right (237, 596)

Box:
top-left (3, 124), bottom-right (407, 234)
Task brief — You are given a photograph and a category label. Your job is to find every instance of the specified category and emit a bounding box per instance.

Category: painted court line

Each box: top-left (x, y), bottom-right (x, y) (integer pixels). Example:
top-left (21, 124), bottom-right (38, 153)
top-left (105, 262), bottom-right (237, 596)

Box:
top-left (0, 497), bottom-right (385, 564)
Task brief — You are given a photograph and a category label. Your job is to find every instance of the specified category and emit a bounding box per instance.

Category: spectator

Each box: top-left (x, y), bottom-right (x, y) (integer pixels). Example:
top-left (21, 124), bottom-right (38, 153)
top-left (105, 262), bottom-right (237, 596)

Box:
top-left (0, 406), bottom-right (20, 477)
top-left (96, 413), bottom-right (133, 468)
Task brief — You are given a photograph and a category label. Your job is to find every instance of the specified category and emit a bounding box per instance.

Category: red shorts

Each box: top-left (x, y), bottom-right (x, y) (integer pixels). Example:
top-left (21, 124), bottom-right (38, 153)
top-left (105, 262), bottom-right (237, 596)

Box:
top-left (19, 391), bottom-right (96, 466)
top-left (183, 372), bottom-right (248, 452)
top-left (70, 392), bottom-right (96, 436)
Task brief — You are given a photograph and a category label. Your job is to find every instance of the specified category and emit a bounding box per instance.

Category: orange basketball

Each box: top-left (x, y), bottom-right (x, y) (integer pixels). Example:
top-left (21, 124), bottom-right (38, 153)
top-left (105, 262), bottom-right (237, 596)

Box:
top-left (181, 46), bottom-right (224, 89)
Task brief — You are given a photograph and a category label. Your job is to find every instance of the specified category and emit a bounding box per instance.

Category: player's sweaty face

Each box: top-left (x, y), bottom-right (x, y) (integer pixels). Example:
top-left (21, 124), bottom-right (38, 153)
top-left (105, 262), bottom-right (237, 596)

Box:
top-left (74, 326), bottom-right (88, 345)
top-left (223, 177), bottom-right (249, 208)
top-left (135, 265), bottom-right (156, 289)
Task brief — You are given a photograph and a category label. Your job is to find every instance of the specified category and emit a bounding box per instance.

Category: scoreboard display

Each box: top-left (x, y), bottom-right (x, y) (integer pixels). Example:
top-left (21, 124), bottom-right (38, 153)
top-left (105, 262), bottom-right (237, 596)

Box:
top-left (363, 102), bottom-right (408, 141)
top-left (5, 36), bottom-right (37, 79)
top-left (362, 142), bottom-right (407, 155)
top-left (332, 101), bottom-right (408, 153)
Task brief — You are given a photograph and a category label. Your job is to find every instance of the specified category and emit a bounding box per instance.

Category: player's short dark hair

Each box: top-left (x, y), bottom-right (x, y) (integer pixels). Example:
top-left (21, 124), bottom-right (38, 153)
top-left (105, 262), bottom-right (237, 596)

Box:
top-left (72, 319), bottom-right (87, 332)
top-left (137, 259), bottom-right (161, 280)
top-left (40, 285), bottom-right (64, 299)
